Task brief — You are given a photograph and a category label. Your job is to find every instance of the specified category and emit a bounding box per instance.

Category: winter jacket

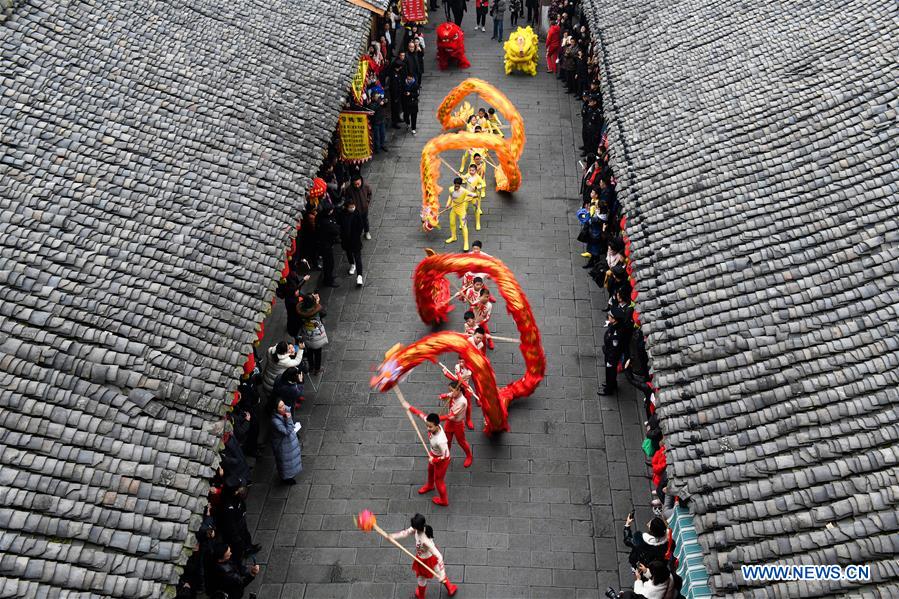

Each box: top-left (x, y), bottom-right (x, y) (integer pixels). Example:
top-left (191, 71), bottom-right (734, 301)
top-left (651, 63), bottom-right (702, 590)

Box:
top-left (339, 208), bottom-right (366, 253)
top-left (490, 0), bottom-right (505, 16)
top-left (272, 370), bottom-right (304, 406)
top-left (220, 434), bottom-right (251, 489)
top-left (270, 412), bottom-right (303, 480)
top-left (343, 183), bottom-right (372, 212)
top-left (624, 526), bottom-right (669, 568)
top-left (262, 346), bottom-right (302, 393)
top-left (206, 558), bottom-right (254, 599)
top-left (634, 576), bottom-right (670, 599)
top-left (402, 77), bottom-right (421, 110)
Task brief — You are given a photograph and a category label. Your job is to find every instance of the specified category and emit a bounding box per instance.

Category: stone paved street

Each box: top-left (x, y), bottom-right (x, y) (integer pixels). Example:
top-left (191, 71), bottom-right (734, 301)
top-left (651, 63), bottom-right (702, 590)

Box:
top-left (248, 10), bottom-right (652, 599)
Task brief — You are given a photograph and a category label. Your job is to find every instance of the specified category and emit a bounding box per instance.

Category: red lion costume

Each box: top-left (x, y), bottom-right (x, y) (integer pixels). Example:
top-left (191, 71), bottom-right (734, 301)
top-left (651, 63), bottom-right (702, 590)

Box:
top-left (436, 22), bottom-right (470, 70)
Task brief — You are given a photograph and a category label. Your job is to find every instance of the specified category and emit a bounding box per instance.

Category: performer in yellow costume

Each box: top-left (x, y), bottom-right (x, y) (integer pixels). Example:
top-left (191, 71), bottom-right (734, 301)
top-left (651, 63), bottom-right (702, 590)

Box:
top-left (464, 162), bottom-right (486, 231)
top-left (460, 125), bottom-right (488, 173)
top-left (476, 107), bottom-right (491, 131)
top-left (487, 108), bottom-right (504, 138)
top-left (445, 177), bottom-right (475, 250)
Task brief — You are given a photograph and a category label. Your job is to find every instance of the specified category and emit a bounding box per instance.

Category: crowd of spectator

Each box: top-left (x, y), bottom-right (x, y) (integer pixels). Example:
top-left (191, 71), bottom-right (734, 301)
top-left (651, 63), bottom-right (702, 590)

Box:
top-left (171, 7), bottom-right (419, 597)
top-left (361, 3), bottom-right (424, 137)
top-left (437, 0), bottom-right (540, 28)
top-left (551, 1), bottom-right (686, 597)
top-left (172, 2), bottom-right (694, 596)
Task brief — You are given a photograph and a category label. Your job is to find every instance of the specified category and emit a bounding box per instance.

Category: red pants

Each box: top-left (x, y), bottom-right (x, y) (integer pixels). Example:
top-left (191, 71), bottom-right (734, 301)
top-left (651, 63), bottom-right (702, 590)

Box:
top-left (426, 457), bottom-right (450, 504)
top-left (443, 419), bottom-right (472, 460)
top-left (442, 370), bottom-right (477, 422)
top-left (481, 321), bottom-right (495, 349)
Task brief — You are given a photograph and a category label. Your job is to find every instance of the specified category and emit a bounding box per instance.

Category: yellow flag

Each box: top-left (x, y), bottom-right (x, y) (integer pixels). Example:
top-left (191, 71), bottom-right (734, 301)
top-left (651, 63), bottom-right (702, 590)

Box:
top-left (337, 111), bottom-right (372, 163)
top-left (350, 58), bottom-right (369, 104)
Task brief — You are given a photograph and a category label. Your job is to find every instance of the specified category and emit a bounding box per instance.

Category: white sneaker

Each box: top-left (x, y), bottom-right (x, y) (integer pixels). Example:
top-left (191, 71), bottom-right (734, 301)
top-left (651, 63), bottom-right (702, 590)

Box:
top-left (356, 274), bottom-right (364, 287)
top-left (365, 232), bottom-right (371, 240)
top-left (349, 264), bottom-right (356, 275)
top-left (411, 129), bottom-right (416, 135)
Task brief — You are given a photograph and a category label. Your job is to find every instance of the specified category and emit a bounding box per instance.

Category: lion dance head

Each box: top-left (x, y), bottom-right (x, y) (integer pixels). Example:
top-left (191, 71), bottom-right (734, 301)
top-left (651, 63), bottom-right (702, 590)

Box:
top-left (503, 26), bottom-right (539, 77)
top-left (436, 22), bottom-right (471, 70)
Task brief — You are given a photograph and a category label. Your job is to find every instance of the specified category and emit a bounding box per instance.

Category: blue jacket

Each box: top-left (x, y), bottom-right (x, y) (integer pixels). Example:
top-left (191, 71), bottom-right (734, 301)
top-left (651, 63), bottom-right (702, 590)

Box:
top-left (270, 413), bottom-right (302, 480)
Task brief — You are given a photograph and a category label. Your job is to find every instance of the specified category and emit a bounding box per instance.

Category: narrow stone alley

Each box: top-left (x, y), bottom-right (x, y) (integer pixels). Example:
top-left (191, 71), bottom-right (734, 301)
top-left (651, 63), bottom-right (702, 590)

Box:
top-left (248, 10), bottom-right (651, 599)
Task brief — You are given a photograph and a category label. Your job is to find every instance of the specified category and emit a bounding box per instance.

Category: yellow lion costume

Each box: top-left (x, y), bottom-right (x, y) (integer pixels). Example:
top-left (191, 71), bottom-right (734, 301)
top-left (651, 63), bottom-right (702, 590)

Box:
top-left (503, 26), bottom-right (538, 76)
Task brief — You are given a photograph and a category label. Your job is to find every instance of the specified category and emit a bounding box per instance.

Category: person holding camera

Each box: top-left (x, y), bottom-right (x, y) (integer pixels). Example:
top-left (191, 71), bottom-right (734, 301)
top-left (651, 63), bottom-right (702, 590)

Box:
top-left (633, 560), bottom-right (674, 599)
top-left (272, 366), bottom-right (305, 410)
top-left (623, 513), bottom-right (669, 568)
top-left (261, 341), bottom-right (303, 397)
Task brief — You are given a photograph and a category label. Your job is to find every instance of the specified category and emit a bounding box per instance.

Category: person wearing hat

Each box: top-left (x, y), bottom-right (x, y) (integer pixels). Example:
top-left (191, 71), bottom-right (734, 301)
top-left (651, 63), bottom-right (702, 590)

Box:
top-left (599, 302), bottom-right (631, 396)
top-left (581, 94), bottom-right (603, 158)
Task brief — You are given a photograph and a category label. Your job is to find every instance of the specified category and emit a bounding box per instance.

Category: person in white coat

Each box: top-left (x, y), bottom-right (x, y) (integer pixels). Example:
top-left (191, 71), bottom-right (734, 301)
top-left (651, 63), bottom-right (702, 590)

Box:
top-left (633, 560), bottom-right (674, 599)
top-left (262, 341), bottom-right (303, 395)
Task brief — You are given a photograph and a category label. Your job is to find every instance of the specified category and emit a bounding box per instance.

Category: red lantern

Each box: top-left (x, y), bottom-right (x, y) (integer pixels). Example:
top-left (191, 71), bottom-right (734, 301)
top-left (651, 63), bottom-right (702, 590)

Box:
top-left (242, 353), bottom-right (255, 377)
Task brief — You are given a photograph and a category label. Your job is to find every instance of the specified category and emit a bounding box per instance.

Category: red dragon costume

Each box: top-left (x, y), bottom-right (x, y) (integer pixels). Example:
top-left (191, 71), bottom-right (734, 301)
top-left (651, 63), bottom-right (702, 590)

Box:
top-left (436, 22), bottom-right (471, 71)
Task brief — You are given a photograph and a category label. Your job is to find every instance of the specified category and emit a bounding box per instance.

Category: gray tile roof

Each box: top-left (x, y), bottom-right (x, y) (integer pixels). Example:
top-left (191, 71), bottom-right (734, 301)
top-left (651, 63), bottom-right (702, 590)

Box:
top-left (0, 0), bottom-right (371, 596)
top-left (582, 0), bottom-right (899, 596)
top-left (368, 0), bottom-right (391, 11)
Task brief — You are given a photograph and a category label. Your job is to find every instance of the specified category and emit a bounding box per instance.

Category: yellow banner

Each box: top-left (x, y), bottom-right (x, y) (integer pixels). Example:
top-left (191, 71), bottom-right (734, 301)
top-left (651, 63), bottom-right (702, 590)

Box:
top-left (351, 58), bottom-right (369, 104)
top-left (338, 111), bottom-right (372, 163)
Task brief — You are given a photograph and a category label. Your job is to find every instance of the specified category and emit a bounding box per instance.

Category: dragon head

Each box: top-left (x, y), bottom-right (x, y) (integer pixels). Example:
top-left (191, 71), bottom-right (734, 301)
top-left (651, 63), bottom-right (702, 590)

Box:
top-left (437, 22), bottom-right (464, 47)
top-left (504, 26), bottom-right (538, 63)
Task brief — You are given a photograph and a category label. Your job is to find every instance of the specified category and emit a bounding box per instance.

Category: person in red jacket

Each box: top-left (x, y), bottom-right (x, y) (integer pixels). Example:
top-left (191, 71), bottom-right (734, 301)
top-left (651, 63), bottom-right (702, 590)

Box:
top-left (546, 21), bottom-right (562, 73)
top-left (475, 0), bottom-right (490, 31)
top-left (438, 380), bottom-right (474, 467)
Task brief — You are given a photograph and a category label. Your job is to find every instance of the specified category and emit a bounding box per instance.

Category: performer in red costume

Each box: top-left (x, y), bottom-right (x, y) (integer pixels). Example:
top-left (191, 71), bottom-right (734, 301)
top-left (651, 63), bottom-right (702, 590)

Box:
top-left (436, 22), bottom-right (471, 71)
top-left (438, 380), bottom-right (474, 467)
top-left (546, 20), bottom-right (562, 73)
top-left (390, 513), bottom-right (458, 598)
top-left (456, 275), bottom-right (486, 307)
top-left (473, 287), bottom-right (495, 350)
top-left (407, 409), bottom-right (452, 506)
top-left (468, 326), bottom-right (488, 353)
top-left (441, 357), bottom-right (476, 430)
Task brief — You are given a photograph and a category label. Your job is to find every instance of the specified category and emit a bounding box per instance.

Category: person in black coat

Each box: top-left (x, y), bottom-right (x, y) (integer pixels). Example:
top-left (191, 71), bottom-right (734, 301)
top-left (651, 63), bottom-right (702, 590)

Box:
top-left (598, 303), bottom-right (632, 395)
top-left (206, 544), bottom-right (259, 599)
top-left (449, 0), bottom-right (466, 25)
top-left (214, 487), bottom-right (259, 564)
top-left (339, 201), bottom-right (366, 286)
top-left (525, 0), bottom-right (538, 24)
top-left (272, 366), bottom-right (305, 409)
top-left (315, 206), bottom-right (340, 287)
top-left (623, 515), bottom-right (670, 569)
top-left (219, 433), bottom-right (251, 490)
top-left (401, 73), bottom-right (421, 133)
top-left (403, 41), bottom-right (423, 86)
top-left (387, 52), bottom-right (408, 128)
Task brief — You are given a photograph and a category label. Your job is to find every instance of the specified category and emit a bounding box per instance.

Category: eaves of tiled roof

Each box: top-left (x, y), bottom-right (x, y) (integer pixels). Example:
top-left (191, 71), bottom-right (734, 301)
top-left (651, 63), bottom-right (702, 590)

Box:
top-left (582, 0), bottom-right (899, 597)
top-left (0, 0), bottom-right (371, 596)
